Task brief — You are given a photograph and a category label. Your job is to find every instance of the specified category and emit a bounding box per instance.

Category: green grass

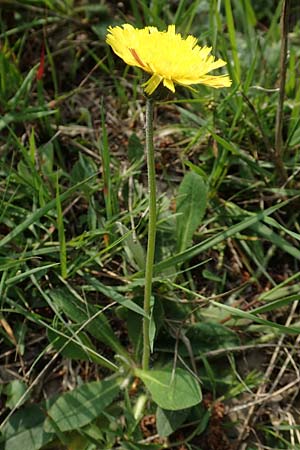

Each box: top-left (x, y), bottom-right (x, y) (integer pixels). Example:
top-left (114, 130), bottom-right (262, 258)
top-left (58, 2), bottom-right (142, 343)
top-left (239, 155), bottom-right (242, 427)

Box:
top-left (1, 1), bottom-right (300, 449)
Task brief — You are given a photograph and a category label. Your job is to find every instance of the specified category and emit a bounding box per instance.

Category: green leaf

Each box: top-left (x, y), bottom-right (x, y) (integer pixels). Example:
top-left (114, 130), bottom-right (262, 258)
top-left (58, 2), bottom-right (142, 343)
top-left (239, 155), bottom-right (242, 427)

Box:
top-left (185, 322), bottom-right (239, 354)
top-left (5, 263), bottom-right (59, 286)
top-left (117, 222), bottom-right (146, 270)
top-left (45, 377), bottom-right (121, 432)
top-left (116, 297), bottom-right (164, 358)
top-left (250, 221), bottom-right (300, 261)
top-left (176, 171), bottom-right (207, 253)
top-left (156, 322), bottom-right (239, 357)
top-left (120, 442), bottom-right (162, 450)
top-left (156, 407), bottom-right (190, 437)
top-left (1, 404), bottom-right (54, 450)
top-left (49, 288), bottom-right (129, 359)
top-left (70, 153), bottom-right (98, 192)
top-left (135, 368), bottom-right (202, 411)
top-left (288, 125), bottom-right (300, 147)
top-left (116, 307), bottom-right (143, 354)
top-left (0, 174), bottom-right (98, 249)
top-left (3, 380), bottom-right (28, 410)
top-left (47, 327), bottom-right (104, 364)
top-left (127, 132), bottom-right (144, 162)
top-left (8, 66), bottom-right (37, 109)
top-left (0, 108), bottom-right (57, 132)
top-left (56, 179), bottom-right (67, 278)
top-left (202, 269), bottom-right (223, 282)
top-left (149, 296), bottom-right (156, 353)
top-left (211, 300), bottom-right (300, 334)
top-left (87, 277), bottom-right (147, 317)
top-left (152, 198), bottom-right (293, 274)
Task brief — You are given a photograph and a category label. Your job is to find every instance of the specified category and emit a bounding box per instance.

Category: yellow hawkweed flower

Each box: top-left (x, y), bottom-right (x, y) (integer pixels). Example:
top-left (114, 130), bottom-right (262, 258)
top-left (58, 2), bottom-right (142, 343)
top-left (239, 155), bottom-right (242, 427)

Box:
top-left (106, 24), bottom-right (231, 95)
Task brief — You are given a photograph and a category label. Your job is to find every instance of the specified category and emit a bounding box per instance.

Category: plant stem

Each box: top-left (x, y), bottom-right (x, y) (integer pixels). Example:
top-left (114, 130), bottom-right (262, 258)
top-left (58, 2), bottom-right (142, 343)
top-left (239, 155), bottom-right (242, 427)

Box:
top-left (274, 0), bottom-right (290, 183)
top-left (142, 98), bottom-right (156, 371)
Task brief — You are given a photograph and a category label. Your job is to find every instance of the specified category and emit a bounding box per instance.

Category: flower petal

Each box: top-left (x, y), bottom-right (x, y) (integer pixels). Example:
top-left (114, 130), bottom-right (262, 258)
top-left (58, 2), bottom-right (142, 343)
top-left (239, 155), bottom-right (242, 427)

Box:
top-left (176, 74), bottom-right (232, 88)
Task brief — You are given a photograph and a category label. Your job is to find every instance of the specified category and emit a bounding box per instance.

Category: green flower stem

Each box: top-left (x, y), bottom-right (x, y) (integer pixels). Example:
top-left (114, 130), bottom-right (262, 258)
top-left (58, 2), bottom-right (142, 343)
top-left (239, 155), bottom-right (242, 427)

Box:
top-left (142, 98), bottom-right (156, 371)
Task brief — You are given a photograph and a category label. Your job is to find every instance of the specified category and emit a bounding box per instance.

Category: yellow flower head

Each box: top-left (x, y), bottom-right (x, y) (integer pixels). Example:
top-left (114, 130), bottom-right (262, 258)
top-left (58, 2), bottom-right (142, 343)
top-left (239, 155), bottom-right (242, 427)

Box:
top-left (106, 24), bottom-right (232, 95)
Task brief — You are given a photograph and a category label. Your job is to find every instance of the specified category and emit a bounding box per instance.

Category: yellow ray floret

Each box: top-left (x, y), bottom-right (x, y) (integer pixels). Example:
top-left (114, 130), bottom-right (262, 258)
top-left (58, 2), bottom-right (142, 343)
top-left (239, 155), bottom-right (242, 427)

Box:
top-left (106, 24), bottom-right (232, 95)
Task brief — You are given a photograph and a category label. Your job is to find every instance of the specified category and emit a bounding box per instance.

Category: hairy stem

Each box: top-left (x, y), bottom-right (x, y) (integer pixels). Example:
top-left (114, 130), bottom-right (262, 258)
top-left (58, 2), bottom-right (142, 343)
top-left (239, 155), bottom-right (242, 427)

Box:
top-left (142, 98), bottom-right (156, 371)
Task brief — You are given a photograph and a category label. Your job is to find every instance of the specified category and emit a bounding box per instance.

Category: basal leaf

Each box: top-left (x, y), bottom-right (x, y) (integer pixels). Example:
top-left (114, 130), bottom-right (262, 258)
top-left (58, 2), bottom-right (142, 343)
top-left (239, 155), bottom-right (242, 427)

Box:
top-left (1, 404), bottom-right (54, 450)
top-left (135, 368), bottom-right (202, 411)
top-left (156, 407), bottom-right (190, 437)
top-left (185, 322), bottom-right (239, 354)
top-left (3, 380), bottom-right (28, 410)
top-left (49, 288), bottom-right (128, 358)
top-left (176, 171), bottom-right (207, 253)
top-left (44, 377), bottom-right (120, 432)
top-left (47, 327), bottom-right (105, 365)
